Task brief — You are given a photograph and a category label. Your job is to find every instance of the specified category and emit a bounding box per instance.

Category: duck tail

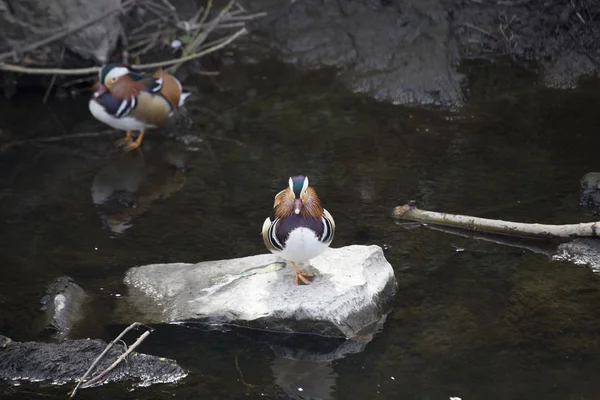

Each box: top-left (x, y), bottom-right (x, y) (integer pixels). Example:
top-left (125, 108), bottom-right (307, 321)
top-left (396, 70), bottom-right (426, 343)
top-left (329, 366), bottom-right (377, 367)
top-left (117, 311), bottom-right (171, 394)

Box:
top-left (179, 91), bottom-right (192, 108)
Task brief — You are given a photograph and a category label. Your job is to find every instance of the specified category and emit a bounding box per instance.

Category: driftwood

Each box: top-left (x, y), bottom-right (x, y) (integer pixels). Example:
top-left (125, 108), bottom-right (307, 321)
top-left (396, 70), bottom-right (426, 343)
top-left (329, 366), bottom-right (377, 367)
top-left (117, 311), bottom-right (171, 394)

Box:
top-left (392, 200), bottom-right (600, 239)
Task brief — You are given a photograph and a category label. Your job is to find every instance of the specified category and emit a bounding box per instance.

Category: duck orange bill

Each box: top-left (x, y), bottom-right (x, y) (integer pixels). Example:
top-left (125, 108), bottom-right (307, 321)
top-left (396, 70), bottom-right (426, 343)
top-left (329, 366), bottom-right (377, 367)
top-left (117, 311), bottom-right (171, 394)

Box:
top-left (294, 199), bottom-right (302, 214)
top-left (93, 84), bottom-right (109, 98)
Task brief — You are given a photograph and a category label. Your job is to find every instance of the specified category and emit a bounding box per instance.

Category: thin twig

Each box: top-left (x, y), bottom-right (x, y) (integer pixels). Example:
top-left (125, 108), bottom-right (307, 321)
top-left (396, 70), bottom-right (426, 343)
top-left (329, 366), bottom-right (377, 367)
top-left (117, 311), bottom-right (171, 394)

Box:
top-left (43, 47), bottom-right (66, 103)
top-left (0, 27), bottom-right (248, 75)
top-left (0, 64), bottom-right (99, 75)
top-left (225, 12), bottom-right (268, 21)
top-left (0, 0), bottom-right (135, 62)
top-left (198, 0), bottom-right (214, 28)
top-left (130, 19), bottom-right (162, 36)
top-left (60, 75), bottom-right (97, 88)
top-left (69, 322), bottom-right (141, 398)
top-left (215, 22), bottom-right (247, 29)
top-left (138, 27), bottom-right (247, 69)
top-left (140, 2), bottom-right (173, 23)
top-left (160, 0), bottom-right (177, 12)
top-left (120, 27), bottom-right (129, 65)
top-left (80, 330), bottom-right (153, 390)
top-left (169, 0), bottom-right (216, 73)
top-left (130, 31), bottom-right (165, 59)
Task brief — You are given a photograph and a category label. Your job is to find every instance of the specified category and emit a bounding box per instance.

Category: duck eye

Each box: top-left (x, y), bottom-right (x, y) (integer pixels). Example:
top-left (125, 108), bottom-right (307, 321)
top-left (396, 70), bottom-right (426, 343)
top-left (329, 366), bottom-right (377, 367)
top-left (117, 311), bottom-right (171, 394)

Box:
top-left (111, 76), bottom-right (117, 82)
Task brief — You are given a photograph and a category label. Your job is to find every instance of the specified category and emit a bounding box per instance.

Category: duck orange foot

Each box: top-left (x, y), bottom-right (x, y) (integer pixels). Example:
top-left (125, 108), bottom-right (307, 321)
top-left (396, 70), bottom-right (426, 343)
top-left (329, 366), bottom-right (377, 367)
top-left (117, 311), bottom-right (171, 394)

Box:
top-left (115, 130), bottom-right (133, 148)
top-left (116, 131), bottom-right (145, 152)
top-left (291, 261), bottom-right (315, 285)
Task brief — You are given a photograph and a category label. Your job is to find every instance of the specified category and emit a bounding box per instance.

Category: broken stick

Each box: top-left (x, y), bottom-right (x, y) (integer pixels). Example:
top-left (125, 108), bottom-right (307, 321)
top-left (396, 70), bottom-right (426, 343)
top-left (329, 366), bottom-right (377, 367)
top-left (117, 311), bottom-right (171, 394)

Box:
top-left (392, 200), bottom-right (600, 239)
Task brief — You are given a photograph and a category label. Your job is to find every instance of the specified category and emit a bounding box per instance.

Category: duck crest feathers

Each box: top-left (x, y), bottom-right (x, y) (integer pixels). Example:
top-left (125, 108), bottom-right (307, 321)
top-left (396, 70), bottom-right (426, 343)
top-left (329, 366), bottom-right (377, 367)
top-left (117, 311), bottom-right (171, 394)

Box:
top-left (273, 187), bottom-right (323, 219)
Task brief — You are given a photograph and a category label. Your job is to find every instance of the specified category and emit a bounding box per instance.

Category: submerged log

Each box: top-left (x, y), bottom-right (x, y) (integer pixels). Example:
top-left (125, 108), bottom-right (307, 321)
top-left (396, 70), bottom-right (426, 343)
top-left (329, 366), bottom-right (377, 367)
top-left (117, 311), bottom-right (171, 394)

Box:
top-left (392, 201), bottom-right (600, 239)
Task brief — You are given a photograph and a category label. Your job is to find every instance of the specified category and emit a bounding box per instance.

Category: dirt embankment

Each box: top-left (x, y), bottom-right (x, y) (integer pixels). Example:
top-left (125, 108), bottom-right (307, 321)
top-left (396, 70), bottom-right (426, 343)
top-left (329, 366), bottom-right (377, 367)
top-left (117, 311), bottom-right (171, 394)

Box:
top-left (0, 0), bottom-right (598, 106)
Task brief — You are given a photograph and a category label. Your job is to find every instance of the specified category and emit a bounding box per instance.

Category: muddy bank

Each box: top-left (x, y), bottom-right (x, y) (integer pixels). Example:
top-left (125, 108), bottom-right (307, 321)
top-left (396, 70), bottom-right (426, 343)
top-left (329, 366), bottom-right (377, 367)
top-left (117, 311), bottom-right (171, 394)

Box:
top-left (1, 0), bottom-right (597, 107)
top-left (239, 0), bottom-right (599, 106)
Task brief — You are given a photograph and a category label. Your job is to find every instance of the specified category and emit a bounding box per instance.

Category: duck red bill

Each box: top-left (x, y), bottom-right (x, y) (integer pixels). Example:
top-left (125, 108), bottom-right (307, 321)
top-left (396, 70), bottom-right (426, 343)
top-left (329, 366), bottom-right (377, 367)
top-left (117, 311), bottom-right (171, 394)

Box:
top-left (93, 84), bottom-right (109, 97)
top-left (294, 199), bottom-right (302, 214)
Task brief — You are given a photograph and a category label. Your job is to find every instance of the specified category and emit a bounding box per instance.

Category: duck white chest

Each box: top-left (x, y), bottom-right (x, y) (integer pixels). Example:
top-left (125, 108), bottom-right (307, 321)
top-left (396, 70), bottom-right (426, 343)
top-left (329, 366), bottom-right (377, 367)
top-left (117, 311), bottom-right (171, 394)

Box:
top-left (277, 227), bottom-right (330, 263)
top-left (88, 99), bottom-right (149, 131)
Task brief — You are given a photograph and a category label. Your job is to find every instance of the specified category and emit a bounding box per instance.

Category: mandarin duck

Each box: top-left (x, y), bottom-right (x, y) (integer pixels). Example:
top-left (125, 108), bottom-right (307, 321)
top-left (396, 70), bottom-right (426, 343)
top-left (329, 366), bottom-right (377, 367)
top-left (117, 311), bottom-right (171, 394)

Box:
top-left (262, 175), bottom-right (335, 285)
top-left (88, 64), bottom-right (191, 152)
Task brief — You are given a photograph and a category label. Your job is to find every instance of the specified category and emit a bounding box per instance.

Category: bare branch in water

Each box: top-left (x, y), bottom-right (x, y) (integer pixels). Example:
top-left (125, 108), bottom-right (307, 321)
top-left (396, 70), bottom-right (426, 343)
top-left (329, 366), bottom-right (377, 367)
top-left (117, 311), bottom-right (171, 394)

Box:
top-left (69, 322), bottom-right (153, 398)
top-left (392, 200), bottom-right (600, 239)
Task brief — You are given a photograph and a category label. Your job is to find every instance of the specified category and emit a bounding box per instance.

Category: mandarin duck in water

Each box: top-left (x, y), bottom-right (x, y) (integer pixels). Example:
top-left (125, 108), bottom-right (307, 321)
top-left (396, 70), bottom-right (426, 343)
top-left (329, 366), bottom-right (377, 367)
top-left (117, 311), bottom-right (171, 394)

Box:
top-left (262, 176), bottom-right (335, 285)
top-left (88, 64), bottom-right (191, 152)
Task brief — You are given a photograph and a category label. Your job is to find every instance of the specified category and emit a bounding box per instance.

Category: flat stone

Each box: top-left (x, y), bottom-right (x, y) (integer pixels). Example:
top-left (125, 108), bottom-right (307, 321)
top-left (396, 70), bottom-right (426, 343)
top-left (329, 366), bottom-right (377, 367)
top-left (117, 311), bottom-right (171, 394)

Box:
top-left (122, 245), bottom-right (397, 339)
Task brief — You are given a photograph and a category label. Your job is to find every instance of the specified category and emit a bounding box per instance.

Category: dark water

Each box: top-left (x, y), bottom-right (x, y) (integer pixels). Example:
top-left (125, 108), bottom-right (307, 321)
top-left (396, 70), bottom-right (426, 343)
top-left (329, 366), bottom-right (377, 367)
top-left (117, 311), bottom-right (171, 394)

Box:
top-left (2, 59), bottom-right (600, 399)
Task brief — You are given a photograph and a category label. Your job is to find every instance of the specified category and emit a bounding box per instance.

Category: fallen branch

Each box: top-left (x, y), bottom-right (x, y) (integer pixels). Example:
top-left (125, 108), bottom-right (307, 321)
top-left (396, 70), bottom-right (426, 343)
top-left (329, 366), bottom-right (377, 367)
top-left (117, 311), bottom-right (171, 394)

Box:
top-left (0, 27), bottom-right (247, 75)
top-left (140, 27), bottom-right (247, 70)
top-left (80, 330), bottom-right (152, 389)
top-left (69, 322), bottom-right (153, 398)
top-left (392, 200), bottom-right (600, 239)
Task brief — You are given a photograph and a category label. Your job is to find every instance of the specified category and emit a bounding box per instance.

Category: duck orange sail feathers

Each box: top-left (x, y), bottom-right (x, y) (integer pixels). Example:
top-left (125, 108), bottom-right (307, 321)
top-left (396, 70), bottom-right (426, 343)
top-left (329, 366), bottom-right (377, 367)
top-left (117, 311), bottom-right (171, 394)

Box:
top-left (261, 176), bottom-right (335, 285)
top-left (89, 64), bottom-right (191, 152)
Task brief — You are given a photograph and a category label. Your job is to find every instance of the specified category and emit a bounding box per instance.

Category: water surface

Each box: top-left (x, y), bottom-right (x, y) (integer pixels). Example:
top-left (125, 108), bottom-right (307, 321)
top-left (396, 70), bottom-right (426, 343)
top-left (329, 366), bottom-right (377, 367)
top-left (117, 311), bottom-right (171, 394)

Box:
top-left (2, 59), bottom-right (600, 399)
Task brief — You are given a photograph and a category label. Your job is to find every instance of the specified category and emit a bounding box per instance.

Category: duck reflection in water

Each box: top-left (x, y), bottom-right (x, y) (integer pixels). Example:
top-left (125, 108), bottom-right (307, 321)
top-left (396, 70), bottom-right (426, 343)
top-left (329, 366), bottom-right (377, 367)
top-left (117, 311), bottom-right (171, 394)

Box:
top-left (91, 143), bottom-right (188, 234)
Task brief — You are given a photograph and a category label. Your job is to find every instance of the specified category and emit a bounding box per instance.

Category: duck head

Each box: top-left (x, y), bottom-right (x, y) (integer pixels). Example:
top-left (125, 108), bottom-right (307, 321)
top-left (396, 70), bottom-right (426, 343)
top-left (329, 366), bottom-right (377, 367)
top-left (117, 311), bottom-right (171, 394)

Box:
top-left (99, 63), bottom-right (137, 88)
top-left (274, 175), bottom-right (323, 218)
top-left (93, 64), bottom-right (143, 98)
top-left (289, 175), bottom-right (310, 214)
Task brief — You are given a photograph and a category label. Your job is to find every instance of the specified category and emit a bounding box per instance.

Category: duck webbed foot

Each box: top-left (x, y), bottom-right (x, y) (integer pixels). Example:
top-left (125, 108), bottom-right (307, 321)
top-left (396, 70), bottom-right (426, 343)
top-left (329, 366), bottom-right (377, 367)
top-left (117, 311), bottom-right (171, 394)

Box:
top-left (291, 261), bottom-right (315, 285)
top-left (123, 131), bottom-right (145, 152)
top-left (115, 130), bottom-right (133, 148)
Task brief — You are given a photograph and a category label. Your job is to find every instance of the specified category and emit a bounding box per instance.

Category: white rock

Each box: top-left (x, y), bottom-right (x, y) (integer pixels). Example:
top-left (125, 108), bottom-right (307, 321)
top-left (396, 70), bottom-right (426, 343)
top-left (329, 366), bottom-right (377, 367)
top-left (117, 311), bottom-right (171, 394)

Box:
top-left (123, 245), bottom-right (397, 338)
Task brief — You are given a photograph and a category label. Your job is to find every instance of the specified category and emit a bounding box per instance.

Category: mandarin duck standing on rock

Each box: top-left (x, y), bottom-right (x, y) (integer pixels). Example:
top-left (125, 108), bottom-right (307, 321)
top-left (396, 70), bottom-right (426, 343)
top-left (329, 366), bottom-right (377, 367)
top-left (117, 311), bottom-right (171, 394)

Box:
top-left (262, 176), bottom-right (335, 285)
top-left (89, 64), bottom-right (191, 152)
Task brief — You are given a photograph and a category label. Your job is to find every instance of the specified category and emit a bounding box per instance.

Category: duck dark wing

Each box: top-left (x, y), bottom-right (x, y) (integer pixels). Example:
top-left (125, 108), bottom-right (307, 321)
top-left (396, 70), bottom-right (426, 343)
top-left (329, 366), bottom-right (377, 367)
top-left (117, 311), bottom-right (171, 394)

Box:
top-left (275, 214), bottom-right (326, 244)
top-left (265, 218), bottom-right (284, 251)
top-left (321, 209), bottom-right (335, 244)
top-left (95, 92), bottom-right (137, 118)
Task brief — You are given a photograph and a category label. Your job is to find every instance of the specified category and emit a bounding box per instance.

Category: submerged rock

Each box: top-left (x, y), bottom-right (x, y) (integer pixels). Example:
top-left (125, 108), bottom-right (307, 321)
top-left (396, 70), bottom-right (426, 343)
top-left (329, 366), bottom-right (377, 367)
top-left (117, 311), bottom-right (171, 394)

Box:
top-left (553, 239), bottom-right (600, 273)
top-left (579, 172), bottom-right (600, 210)
top-left (0, 334), bottom-right (186, 386)
top-left (39, 277), bottom-right (87, 340)
top-left (122, 245), bottom-right (397, 338)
